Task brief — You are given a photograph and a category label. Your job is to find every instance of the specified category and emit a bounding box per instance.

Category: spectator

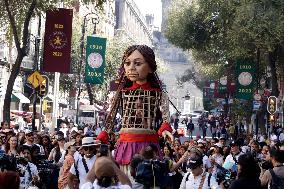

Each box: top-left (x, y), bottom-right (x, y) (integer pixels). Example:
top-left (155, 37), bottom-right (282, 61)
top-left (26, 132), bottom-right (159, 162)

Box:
top-left (58, 140), bottom-right (76, 189)
top-left (18, 145), bottom-right (40, 189)
top-left (68, 137), bottom-right (101, 189)
top-left (228, 153), bottom-right (261, 189)
top-left (179, 147), bottom-right (220, 189)
top-left (0, 171), bottom-right (20, 189)
top-left (186, 119), bottom-right (194, 139)
top-left (5, 135), bottom-right (18, 156)
top-left (209, 143), bottom-right (224, 177)
top-left (81, 157), bottom-right (131, 189)
top-left (260, 148), bottom-right (284, 188)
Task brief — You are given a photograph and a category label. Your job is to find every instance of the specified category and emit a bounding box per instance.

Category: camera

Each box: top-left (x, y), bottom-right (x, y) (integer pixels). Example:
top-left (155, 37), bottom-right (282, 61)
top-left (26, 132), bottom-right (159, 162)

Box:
top-left (216, 164), bottom-right (231, 189)
top-left (99, 144), bottom-right (109, 157)
top-left (0, 154), bottom-right (17, 171)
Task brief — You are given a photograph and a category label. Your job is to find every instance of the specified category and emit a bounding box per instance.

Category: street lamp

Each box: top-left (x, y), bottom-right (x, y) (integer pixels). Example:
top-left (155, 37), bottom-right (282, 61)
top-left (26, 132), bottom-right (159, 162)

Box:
top-left (76, 12), bottom-right (99, 124)
top-left (184, 92), bottom-right (190, 100)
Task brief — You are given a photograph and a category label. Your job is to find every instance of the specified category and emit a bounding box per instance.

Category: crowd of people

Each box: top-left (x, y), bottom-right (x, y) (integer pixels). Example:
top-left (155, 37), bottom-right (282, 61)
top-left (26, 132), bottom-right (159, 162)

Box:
top-left (0, 116), bottom-right (283, 189)
top-left (1, 44), bottom-right (284, 189)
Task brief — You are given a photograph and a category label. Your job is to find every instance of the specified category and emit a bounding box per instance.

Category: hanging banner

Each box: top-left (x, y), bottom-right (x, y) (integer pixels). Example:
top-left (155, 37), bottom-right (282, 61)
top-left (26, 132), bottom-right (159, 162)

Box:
top-left (43, 8), bottom-right (73, 73)
top-left (235, 58), bottom-right (256, 100)
top-left (85, 36), bottom-right (107, 84)
top-left (218, 76), bottom-right (227, 95)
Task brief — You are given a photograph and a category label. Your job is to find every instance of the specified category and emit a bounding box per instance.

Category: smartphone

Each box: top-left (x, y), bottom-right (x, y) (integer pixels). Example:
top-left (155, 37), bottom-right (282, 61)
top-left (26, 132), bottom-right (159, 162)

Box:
top-left (100, 144), bottom-right (109, 157)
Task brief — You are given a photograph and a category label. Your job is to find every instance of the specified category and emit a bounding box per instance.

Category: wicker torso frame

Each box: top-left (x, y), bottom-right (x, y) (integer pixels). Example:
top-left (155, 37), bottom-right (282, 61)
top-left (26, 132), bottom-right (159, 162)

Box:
top-left (121, 89), bottom-right (162, 130)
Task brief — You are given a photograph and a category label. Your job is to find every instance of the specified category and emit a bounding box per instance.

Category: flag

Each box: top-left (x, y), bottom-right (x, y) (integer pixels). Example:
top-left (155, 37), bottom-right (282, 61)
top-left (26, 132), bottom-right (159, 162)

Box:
top-left (43, 8), bottom-right (73, 73)
top-left (84, 36), bottom-right (107, 84)
top-left (235, 58), bottom-right (256, 100)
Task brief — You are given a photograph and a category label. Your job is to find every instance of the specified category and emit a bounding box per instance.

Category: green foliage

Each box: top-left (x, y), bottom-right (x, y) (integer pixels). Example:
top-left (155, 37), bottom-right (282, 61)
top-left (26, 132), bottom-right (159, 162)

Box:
top-left (230, 99), bottom-right (253, 119)
top-left (166, 0), bottom-right (284, 91)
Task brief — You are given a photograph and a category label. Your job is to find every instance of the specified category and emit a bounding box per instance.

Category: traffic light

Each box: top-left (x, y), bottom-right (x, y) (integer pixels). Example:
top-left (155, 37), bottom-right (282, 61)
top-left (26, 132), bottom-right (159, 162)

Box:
top-left (267, 96), bottom-right (277, 115)
top-left (38, 76), bottom-right (48, 98)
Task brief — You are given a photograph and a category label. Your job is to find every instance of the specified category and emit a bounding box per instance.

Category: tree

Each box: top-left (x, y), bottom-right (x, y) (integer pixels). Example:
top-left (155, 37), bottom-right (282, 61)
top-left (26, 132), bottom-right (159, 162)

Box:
top-left (0, 0), bottom-right (106, 124)
top-left (166, 0), bottom-right (284, 97)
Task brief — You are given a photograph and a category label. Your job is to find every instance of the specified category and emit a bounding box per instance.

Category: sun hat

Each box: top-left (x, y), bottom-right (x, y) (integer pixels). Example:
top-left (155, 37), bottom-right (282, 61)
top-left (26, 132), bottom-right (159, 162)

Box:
top-left (64, 140), bottom-right (76, 150)
top-left (81, 137), bottom-right (101, 147)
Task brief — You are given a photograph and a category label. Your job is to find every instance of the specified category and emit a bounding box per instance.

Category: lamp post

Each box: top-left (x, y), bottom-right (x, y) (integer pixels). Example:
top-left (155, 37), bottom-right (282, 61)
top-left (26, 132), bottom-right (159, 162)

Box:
top-left (76, 12), bottom-right (99, 124)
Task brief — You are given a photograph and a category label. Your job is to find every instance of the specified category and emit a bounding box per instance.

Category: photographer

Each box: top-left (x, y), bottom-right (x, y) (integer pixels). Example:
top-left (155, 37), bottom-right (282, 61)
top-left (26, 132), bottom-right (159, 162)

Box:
top-left (223, 140), bottom-right (243, 178)
top-left (68, 137), bottom-right (100, 189)
top-left (17, 145), bottom-right (40, 189)
top-left (81, 157), bottom-right (131, 189)
top-left (249, 140), bottom-right (262, 162)
top-left (260, 148), bottom-right (284, 188)
top-left (179, 147), bottom-right (220, 189)
top-left (134, 144), bottom-right (171, 189)
top-left (228, 153), bottom-right (261, 189)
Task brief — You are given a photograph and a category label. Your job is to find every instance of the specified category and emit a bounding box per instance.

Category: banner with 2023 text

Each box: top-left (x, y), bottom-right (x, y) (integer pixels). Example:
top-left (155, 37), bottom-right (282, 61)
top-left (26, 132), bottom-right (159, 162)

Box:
top-left (235, 58), bottom-right (256, 100)
top-left (85, 36), bottom-right (107, 84)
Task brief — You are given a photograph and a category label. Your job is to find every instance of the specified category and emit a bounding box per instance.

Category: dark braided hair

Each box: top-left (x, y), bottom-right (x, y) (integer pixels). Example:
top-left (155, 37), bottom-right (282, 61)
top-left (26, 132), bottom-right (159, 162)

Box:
top-left (122, 45), bottom-right (160, 89)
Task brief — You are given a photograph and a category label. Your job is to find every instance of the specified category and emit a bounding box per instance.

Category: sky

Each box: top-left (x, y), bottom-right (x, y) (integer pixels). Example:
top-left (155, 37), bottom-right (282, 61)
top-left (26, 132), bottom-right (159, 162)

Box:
top-left (133, 0), bottom-right (162, 30)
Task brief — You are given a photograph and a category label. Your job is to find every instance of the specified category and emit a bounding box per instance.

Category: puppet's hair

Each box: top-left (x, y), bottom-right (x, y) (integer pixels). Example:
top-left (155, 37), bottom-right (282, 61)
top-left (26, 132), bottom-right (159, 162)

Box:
top-left (122, 45), bottom-right (161, 89)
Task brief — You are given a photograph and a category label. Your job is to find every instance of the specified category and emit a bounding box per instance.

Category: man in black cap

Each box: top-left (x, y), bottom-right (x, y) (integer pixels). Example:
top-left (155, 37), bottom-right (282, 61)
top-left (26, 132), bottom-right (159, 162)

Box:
top-left (180, 147), bottom-right (220, 189)
top-left (223, 140), bottom-right (243, 172)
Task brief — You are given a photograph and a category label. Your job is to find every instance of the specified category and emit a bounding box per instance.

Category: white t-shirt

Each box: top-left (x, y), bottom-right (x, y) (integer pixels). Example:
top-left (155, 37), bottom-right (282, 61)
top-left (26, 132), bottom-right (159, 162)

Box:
top-left (179, 170), bottom-right (220, 189)
top-left (279, 133), bottom-right (284, 142)
top-left (270, 134), bottom-right (277, 141)
top-left (81, 180), bottom-right (131, 189)
top-left (202, 155), bottom-right (212, 169)
top-left (70, 155), bottom-right (97, 188)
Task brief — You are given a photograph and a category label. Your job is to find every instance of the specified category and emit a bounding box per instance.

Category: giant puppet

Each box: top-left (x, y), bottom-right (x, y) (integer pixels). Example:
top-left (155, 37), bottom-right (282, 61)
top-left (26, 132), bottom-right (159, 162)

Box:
top-left (103, 45), bottom-right (173, 168)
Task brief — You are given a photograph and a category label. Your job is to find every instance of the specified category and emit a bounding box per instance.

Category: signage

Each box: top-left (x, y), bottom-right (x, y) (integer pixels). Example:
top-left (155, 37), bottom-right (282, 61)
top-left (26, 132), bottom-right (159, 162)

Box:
top-left (27, 71), bottom-right (44, 88)
top-left (85, 36), bottom-right (107, 84)
top-left (43, 8), bottom-right (73, 73)
top-left (267, 96), bottom-right (277, 114)
top-left (253, 100), bottom-right (261, 111)
top-left (235, 58), bottom-right (256, 100)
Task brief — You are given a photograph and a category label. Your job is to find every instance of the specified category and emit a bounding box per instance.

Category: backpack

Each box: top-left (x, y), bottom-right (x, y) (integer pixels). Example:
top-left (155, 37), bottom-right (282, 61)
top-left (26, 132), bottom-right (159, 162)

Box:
top-left (269, 169), bottom-right (284, 189)
top-left (135, 159), bottom-right (170, 188)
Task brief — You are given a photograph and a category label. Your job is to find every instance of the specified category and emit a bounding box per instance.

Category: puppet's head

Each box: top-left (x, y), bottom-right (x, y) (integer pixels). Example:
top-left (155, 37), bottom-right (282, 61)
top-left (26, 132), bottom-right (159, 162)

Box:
top-left (122, 45), bottom-right (160, 89)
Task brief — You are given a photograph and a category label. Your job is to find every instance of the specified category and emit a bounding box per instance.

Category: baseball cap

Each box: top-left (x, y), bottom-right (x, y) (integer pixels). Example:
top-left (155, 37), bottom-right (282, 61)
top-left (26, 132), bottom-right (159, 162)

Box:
top-left (230, 140), bottom-right (240, 147)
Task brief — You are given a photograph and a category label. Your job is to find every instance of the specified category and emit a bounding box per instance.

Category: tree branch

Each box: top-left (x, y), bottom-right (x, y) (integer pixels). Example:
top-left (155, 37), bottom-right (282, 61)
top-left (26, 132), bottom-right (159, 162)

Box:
top-left (22, 0), bottom-right (37, 53)
top-left (4, 0), bottom-right (21, 51)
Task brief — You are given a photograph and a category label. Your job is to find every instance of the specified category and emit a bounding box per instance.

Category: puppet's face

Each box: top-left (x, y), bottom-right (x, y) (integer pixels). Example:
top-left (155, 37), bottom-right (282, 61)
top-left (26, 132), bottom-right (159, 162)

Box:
top-left (123, 50), bottom-right (152, 85)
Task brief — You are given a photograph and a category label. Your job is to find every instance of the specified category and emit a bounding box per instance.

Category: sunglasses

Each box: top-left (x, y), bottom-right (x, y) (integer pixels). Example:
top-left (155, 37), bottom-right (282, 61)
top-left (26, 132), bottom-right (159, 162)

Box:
top-left (26, 134), bottom-right (33, 137)
top-left (83, 146), bottom-right (95, 151)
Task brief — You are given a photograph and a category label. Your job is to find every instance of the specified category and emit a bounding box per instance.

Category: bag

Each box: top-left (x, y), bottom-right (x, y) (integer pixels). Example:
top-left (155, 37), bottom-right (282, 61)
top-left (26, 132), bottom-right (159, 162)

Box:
top-left (135, 160), bottom-right (170, 188)
top-left (269, 169), bottom-right (284, 189)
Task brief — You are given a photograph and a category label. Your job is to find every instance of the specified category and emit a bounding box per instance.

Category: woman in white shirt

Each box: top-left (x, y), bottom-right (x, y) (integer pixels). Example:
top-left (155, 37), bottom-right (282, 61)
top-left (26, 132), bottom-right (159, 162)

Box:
top-left (209, 143), bottom-right (224, 178)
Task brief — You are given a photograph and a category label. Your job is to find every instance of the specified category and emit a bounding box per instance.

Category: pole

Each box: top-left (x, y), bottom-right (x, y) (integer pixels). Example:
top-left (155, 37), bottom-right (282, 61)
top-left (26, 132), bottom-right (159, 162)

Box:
top-left (255, 48), bottom-right (260, 136)
top-left (32, 92), bottom-right (37, 131)
top-left (51, 72), bottom-right (60, 132)
top-left (75, 13), bottom-right (99, 124)
top-left (32, 15), bottom-right (41, 131)
top-left (39, 98), bottom-right (42, 131)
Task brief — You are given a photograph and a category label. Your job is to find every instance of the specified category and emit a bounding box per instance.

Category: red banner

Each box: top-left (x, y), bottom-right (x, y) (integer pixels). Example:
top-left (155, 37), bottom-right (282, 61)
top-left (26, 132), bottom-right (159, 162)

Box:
top-left (43, 8), bottom-right (73, 73)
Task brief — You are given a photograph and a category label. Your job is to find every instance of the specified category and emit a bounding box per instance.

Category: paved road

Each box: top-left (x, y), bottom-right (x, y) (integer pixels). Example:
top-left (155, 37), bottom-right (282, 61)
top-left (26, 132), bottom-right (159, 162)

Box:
top-left (175, 122), bottom-right (213, 143)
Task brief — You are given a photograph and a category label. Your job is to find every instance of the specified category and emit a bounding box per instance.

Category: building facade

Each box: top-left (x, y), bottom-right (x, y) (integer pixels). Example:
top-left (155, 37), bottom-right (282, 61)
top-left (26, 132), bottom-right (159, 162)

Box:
top-left (114, 0), bottom-right (152, 46)
top-left (155, 0), bottom-right (203, 113)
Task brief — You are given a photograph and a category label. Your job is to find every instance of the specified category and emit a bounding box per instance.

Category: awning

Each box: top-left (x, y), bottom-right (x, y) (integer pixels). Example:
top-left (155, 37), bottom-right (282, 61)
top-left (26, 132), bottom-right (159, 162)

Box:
top-left (11, 93), bottom-right (30, 104)
top-left (44, 94), bottom-right (53, 102)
